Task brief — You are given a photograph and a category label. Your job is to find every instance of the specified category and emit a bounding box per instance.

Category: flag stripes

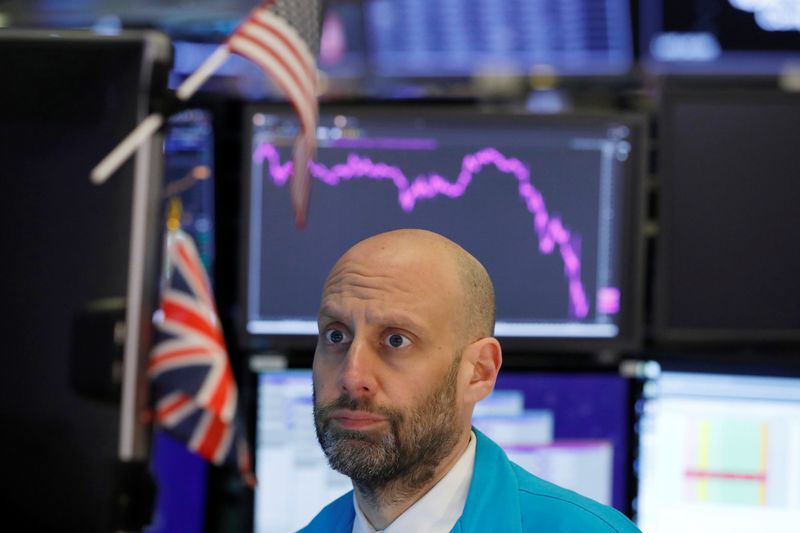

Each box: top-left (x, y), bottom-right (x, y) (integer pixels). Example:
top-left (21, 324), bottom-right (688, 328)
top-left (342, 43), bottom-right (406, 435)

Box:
top-left (226, 1), bottom-right (319, 227)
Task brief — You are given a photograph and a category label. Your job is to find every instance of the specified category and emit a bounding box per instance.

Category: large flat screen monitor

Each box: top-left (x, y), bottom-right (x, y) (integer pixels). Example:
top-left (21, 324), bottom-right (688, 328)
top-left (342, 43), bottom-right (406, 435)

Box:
top-left (636, 368), bottom-right (800, 532)
top-left (654, 83), bottom-right (800, 343)
top-left (243, 104), bottom-right (646, 350)
top-left (640, 0), bottom-right (800, 73)
top-left (252, 364), bottom-right (637, 532)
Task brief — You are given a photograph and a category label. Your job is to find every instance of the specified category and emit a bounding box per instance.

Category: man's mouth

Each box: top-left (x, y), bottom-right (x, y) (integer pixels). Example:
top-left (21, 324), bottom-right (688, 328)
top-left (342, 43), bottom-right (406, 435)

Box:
top-left (329, 409), bottom-right (388, 430)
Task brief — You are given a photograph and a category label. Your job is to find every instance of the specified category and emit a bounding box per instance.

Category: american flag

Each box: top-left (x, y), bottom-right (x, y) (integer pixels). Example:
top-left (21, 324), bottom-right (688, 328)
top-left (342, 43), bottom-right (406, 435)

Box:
top-left (149, 229), bottom-right (242, 466)
top-left (228, 0), bottom-right (322, 228)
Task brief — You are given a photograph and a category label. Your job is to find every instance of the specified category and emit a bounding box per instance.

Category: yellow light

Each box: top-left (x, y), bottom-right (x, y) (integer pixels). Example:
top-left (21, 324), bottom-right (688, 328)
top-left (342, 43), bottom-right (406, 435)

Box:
top-left (166, 198), bottom-right (183, 232)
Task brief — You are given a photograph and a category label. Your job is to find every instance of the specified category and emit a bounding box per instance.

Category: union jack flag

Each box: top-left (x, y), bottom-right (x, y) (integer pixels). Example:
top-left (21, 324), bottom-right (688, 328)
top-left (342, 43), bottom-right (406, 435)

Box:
top-left (228, 0), bottom-right (322, 228)
top-left (149, 229), bottom-right (242, 466)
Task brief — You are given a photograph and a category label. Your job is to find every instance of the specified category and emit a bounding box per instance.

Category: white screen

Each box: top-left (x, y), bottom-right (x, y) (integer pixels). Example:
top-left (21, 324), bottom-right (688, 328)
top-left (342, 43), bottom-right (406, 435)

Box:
top-left (636, 371), bottom-right (800, 533)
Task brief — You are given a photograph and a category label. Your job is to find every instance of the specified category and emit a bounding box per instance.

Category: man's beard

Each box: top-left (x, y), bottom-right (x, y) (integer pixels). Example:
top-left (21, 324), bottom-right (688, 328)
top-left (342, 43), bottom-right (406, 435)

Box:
top-left (313, 353), bottom-right (463, 494)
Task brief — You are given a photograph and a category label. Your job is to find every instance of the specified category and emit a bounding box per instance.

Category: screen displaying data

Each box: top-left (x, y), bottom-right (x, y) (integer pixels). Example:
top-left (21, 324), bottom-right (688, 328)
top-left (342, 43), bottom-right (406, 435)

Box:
top-left (636, 371), bottom-right (800, 533)
top-left (253, 368), bottom-right (634, 532)
top-left (244, 106), bottom-right (644, 346)
top-left (641, 0), bottom-right (800, 72)
top-left (364, 0), bottom-right (633, 76)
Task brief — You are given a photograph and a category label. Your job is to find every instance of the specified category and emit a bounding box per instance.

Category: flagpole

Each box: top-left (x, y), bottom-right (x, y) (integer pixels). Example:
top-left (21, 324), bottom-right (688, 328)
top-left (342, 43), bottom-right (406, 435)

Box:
top-left (91, 114), bottom-right (164, 185)
top-left (176, 45), bottom-right (231, 100)
top-left (90, 45), bottom-right (232, 185)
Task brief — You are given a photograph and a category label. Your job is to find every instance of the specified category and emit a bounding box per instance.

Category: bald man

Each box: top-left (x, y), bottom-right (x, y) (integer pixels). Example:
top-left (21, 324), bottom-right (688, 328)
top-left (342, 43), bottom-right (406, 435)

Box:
top-left (300, 229), bottom-right (641, 533)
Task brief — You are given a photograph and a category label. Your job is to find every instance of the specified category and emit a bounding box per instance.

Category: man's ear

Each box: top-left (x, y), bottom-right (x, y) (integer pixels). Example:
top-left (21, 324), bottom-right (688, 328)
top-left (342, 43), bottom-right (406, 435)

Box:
top-left (463, 337), bottom-right (502, 404)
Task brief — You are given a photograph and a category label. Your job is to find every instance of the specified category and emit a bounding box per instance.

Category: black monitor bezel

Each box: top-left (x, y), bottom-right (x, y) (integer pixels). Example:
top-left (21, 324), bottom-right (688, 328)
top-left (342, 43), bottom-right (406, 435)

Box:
top-left (652, 76), bottom-right (800, 345)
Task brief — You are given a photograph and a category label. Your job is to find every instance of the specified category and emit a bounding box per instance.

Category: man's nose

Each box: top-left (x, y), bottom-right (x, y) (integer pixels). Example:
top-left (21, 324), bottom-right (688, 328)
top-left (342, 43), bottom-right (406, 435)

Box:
top-left (337, 339), bottom-right (377, 398)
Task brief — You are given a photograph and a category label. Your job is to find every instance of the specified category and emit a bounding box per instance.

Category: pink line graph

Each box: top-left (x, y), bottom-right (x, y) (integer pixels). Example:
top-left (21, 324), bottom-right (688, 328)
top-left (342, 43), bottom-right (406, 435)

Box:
top-left (254, 143), bottom-right (589, 318)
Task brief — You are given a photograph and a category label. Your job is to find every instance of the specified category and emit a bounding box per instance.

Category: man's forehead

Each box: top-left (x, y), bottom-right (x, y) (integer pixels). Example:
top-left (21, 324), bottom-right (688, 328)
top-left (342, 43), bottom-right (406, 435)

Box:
top-left (325, 247), bottom-right (457, 294)
top-left (321, 260), bottom-right (442, 308)
top-left (319, 248), bottom-right (461, 323)
top-left (341, 228), bottom-right (459, 263)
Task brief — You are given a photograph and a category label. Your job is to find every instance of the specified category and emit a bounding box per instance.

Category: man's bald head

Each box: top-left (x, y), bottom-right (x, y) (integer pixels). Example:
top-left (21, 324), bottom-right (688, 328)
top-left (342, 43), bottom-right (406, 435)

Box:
top-left (327, 229), bottom-right (496, 341)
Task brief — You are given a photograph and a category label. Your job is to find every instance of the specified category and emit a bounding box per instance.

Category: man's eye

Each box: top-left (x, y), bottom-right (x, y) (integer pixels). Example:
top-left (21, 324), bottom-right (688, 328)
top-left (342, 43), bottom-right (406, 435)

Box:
top-left (384, 333), bottom-right (411, 349)
top-left (324, 328), bottom-right (349, 344)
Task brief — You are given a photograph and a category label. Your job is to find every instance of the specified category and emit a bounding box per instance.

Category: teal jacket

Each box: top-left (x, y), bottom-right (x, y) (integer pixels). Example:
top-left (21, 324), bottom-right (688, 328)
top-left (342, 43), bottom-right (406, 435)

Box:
top-left (299, 429), bottom-right (641, 532)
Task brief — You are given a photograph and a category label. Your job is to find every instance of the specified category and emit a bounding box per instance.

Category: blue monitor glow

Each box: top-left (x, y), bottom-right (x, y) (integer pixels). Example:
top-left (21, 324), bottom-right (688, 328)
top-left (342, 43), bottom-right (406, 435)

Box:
top-left (363, 0), bottom-right (634, 77)
top-left (163, 109), bottom-right (216, 265)
top-left (243, 105), bottom-right (645, 349)
top-left (252, 368), bottom-right (635, 532)
top-left (635, 370), bottom-right (800, 533)
top-left (640, 0), bottom-right (800, 73)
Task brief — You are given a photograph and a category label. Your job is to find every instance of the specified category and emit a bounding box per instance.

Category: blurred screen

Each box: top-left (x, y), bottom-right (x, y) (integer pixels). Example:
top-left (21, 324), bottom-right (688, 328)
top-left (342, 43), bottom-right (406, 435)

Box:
top-left (640, 0), bottom-right (800, 72)
top-left (253, 370), bottom-right (351, 533)
top-left (244, 105), bottom-right (643, 346)
top-left (476, 371), bottom-right (633, 511)
top-left (163, 109), bottom-right (216, 264)
top-left (252, 368), bottom-right (634, 532)
top-left (636, 370), bottom-right (800, 532)
top-left (364, 0), bottom-right (633, 77)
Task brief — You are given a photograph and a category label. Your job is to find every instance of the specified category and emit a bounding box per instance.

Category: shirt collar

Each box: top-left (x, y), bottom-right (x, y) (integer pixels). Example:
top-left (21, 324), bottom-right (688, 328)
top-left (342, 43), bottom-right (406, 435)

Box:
top-left (353, 431), bottom-right (477, 533)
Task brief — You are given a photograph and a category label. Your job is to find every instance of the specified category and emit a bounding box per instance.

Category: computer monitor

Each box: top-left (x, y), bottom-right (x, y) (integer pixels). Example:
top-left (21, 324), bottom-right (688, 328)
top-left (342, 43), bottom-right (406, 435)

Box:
top-left (653, 83), bottom-right (800, 343)
top-left (363, 0), bottom-right (634, 77)
top-left (251, 364), bottom-right (637, 532)
top-left (243, 104), bottom-right (646, 351)
top-left (635, 368), bottom-right (800, 532)
top-left (640, 0), bottom-right (800, 73)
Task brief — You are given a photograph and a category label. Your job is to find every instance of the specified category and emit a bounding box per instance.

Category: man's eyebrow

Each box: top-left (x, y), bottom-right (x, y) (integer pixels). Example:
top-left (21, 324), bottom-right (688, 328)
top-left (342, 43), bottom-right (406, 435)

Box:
top-left (366, 310), bottom-right (424, 332)
top-left (317, 305), bottom-right (344, 322)
top-left (317, 304), bottom-right (346, 322)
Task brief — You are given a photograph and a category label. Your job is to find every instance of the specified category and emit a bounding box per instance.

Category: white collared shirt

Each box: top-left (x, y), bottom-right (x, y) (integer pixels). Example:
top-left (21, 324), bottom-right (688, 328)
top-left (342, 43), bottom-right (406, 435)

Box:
top-left (352, 431), bottom-right (477, 533)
